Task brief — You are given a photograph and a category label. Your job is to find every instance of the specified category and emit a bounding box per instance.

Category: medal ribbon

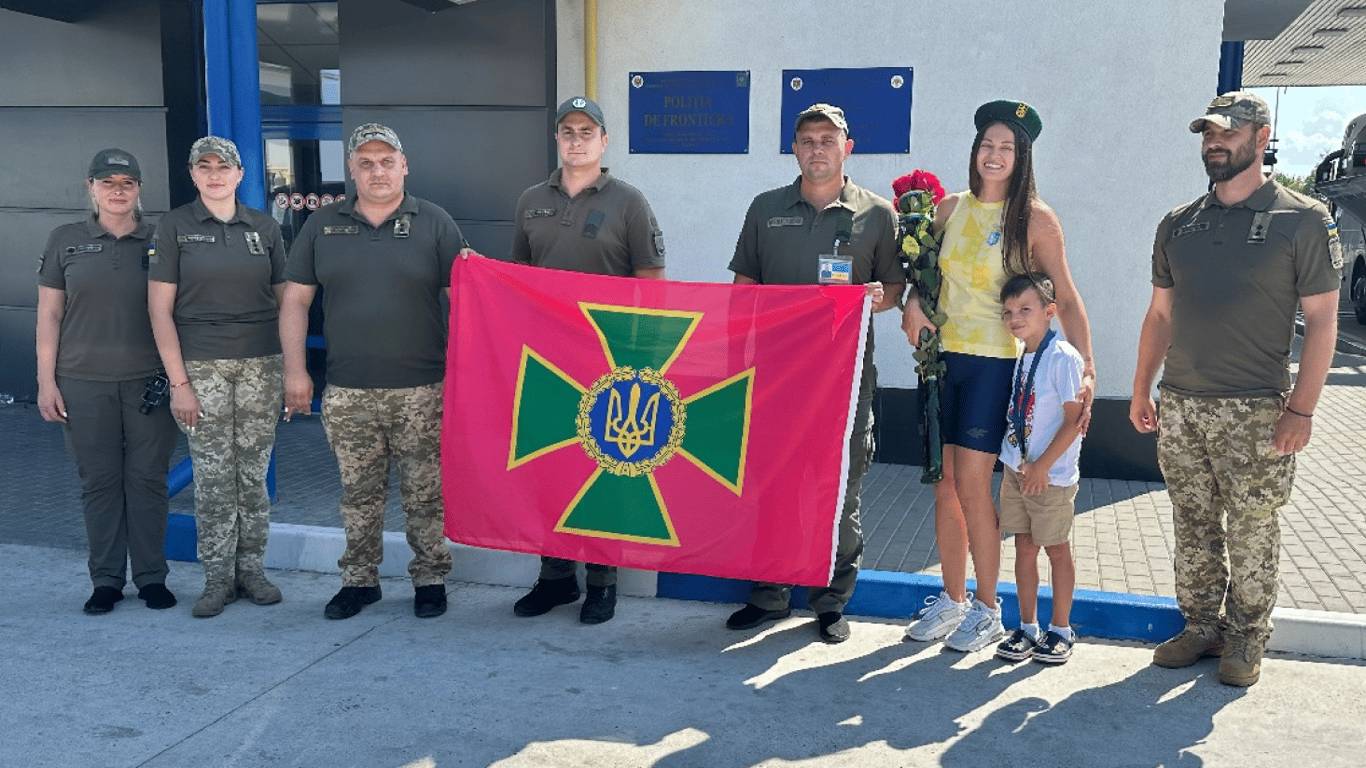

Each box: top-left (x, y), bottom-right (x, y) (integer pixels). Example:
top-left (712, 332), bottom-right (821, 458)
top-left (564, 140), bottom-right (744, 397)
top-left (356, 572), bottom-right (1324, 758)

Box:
top-left (1010, 328), bottom-right (1055, 459)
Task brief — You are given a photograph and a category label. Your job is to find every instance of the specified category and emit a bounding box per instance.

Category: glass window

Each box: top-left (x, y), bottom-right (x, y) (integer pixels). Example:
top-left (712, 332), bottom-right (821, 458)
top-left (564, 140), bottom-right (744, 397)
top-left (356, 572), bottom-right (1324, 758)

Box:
top-left (257, 2), bottom-right (339, 106)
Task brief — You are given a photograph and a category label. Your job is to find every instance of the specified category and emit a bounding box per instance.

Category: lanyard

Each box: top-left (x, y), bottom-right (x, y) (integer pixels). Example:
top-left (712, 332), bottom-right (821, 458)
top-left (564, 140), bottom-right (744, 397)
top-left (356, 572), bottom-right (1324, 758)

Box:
top-left (1010, 329), bottom-right (1055, 459)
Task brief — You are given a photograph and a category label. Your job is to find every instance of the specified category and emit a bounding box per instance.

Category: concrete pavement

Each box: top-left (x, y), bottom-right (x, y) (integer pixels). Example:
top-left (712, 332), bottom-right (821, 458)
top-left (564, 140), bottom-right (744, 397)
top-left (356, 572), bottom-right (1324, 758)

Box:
top-left (4, 542), bottom-right (1364, 768)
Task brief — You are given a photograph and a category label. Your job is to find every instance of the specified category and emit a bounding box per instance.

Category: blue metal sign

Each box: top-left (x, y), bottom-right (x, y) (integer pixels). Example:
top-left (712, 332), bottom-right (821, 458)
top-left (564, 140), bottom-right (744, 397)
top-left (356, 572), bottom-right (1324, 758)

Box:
top-left (629, 70), bottom-right (750, 154)
top-left (781, 67), bottom-right (913, 154)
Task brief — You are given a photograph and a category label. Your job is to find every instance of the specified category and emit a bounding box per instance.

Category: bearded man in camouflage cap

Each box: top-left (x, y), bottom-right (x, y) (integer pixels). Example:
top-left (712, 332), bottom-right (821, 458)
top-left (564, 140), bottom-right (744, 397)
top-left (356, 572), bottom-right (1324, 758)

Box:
top-left (1131, 91), bottom-right (1342, 686)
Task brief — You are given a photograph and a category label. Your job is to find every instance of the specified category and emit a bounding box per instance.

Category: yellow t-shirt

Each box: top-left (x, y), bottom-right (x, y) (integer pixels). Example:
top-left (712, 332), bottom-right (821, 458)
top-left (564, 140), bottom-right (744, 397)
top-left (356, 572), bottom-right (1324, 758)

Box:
top-left (938, 192), bottom-right (1018, 358)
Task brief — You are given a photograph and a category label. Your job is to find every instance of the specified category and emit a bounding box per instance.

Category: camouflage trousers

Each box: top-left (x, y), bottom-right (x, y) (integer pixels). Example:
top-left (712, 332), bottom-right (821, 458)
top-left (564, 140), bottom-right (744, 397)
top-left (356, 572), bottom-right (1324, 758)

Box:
top-left (182, 355), bottom-right (283, 583)
top-left (321, 383), bottom-right (451, 588)
top-left (1157, 391), bottom-right (1294, 641)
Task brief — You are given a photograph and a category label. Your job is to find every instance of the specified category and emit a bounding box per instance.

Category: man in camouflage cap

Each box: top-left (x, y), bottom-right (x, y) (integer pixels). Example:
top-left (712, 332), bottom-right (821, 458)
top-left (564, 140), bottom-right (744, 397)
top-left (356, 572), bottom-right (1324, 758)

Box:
top-left (1131, 90), bottom-right (1342, 686)
top-left (280, 123), bottom-right (470, 621)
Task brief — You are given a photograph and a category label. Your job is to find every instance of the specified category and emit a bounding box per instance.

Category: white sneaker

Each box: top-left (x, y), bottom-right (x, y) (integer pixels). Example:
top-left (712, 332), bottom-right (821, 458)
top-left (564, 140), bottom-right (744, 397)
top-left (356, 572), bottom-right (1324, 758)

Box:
top-left (904, 591), bottom-right (970, 642)
top-left (944, 598), bottom-right (1006, 652)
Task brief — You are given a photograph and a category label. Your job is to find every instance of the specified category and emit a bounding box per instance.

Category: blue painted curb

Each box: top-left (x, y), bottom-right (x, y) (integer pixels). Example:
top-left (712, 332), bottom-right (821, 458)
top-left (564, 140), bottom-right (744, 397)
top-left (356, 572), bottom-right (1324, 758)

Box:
top-left (166, 527), bottom-right (1186, 645)
top-left (658, 569), bottom-right (1185, 644)
top-left (165, 513), bottom-right (198, 563)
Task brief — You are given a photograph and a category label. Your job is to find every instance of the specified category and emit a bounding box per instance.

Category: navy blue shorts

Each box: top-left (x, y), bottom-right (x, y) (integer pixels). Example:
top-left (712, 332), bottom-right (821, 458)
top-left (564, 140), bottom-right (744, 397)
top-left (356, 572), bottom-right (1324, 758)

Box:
top-left (928, 351), bottom-right (1014, 454)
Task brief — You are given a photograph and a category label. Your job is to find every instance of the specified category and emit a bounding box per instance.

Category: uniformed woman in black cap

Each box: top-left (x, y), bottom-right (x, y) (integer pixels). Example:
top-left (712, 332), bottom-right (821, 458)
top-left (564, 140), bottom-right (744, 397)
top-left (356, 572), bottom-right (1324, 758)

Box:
top-left (901, 100), bottom-right (1095, 652)
top-left (148, 136), bottom-right (287, 618)
top-left (36, 148), bottom-right (179, 614)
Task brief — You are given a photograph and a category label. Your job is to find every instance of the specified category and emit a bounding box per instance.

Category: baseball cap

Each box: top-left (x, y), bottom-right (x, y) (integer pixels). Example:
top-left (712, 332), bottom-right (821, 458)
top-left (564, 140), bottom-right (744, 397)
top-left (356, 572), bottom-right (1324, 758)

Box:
top-left (974, 100), bottom-right (1042, 142)
top-left (88, 148), bottom-right (141, 182)
top-left (794, 103), bottom-right (849, 137)
top-left (348, 123), bottom-right (403, 156)
top-left (188, 136), bottom-right (242, 168)
top-left (1189, 91), bottom-right (1271, 133)
top-left (556, 96), bottom-right (607, 133)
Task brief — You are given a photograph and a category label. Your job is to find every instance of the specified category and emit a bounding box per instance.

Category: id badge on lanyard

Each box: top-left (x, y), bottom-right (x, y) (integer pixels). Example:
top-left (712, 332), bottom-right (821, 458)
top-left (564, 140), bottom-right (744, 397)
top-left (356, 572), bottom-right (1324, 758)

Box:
top-left (818, 228), bottom-right (854, 285)
top-left (818, 254), bottom-right (853, 285)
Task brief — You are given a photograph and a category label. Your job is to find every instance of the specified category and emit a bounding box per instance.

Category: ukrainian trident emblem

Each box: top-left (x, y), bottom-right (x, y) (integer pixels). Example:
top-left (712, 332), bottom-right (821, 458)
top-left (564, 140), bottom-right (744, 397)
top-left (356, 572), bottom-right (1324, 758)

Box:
top-left (508, 303), bottom-right (754, 545)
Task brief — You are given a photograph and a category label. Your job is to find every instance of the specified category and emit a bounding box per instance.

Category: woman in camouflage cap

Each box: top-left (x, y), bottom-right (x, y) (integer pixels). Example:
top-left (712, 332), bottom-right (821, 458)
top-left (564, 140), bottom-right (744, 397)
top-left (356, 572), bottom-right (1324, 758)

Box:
top-left (148, 136), bottom-right (288, 617)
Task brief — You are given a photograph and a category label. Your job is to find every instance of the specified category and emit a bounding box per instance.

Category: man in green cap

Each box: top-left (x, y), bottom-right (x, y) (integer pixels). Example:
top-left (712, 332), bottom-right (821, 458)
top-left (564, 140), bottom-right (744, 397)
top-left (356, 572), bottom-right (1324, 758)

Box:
top-left (723, 103), bottom-right (905, 644)
top-left (1132, 91), bottom-right (1341, 687)
top-left (507, 96), bottom-right (666, 625)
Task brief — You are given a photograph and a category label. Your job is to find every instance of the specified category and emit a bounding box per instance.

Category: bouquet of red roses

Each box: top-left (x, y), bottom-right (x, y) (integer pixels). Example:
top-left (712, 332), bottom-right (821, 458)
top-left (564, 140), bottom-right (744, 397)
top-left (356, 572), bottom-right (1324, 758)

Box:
top-left (892, 169), bottom-right (946, 485)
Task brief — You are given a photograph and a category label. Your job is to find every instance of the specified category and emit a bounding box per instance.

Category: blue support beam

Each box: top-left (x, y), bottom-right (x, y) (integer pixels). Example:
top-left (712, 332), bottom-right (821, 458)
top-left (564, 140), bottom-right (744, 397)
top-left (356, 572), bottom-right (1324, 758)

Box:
top-left (202, 0), bottom-right (266, 209)
top-left (171, 0), bottom-right (273, 521)
top-left (1218, 41), bottom-right (1244, 95)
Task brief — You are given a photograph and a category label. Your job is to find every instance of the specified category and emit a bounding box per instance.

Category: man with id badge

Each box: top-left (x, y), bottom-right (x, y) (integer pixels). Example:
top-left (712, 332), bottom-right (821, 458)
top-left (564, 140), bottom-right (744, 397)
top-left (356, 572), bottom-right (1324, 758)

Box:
top-left (725, 103), bottom-right (905, 643)
top-left (507, 96), bottom-right (666, 626)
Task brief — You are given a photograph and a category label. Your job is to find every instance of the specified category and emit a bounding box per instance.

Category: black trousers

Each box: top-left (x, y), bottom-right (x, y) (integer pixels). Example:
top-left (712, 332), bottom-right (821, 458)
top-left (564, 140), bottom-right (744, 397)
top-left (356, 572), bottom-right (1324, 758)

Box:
top-left (58, 376), bottom-right (178, 590)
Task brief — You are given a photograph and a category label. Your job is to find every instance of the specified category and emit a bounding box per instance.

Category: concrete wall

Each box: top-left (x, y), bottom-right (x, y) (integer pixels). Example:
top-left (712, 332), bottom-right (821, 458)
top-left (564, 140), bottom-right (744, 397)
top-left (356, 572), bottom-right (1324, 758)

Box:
top-left (0, 0), bottom-right (168, 402)
top-left (554, 0), bottom-right (1221, 397)
top-left (554, 0), bottom-right (1224, 478)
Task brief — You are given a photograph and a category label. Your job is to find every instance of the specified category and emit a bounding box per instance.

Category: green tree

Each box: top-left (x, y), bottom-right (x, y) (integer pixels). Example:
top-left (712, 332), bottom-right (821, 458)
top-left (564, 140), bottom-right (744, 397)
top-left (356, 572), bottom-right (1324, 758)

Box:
top-left (1274, 172), bottom-right (1311, 194)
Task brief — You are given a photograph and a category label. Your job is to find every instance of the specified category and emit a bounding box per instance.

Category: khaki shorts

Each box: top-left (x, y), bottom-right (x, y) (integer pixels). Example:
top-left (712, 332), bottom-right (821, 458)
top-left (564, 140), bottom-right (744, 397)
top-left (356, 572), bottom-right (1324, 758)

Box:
top-left (999, 465), bottom-right (1077, 547)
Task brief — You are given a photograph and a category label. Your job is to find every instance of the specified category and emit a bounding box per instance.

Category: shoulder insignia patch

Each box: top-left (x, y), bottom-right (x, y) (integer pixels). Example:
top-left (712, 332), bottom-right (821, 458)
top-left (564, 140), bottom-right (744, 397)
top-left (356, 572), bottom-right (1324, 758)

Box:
top-left (1326, 216), bottom-right (1344, 270)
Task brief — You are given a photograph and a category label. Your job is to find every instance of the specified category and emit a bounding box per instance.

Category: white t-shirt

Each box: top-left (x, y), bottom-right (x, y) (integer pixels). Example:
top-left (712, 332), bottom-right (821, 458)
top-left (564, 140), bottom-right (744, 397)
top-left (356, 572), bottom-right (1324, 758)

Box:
top-left (998, 337), bottom-right (1084, 486)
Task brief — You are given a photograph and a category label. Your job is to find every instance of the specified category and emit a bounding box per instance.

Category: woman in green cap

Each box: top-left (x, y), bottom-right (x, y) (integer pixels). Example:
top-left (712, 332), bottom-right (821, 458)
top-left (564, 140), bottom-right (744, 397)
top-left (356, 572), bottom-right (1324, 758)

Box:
top-left (148, 136), bottom-right (288, 617)
top-left (37, 148), bottom-right (180, 614)
top-left (901, 100), bottom-right (1095, 653)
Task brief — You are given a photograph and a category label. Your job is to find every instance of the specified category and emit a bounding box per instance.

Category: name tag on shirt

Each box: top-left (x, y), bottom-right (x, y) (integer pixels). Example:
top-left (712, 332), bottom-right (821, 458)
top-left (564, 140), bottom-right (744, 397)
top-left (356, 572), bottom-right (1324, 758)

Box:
top-left (177, 234), bottom-right (215, 244)
top-left (1172, 221), bottom-right (1210, 239)
top-left (768, 216), bottom-right (803, 227)
top-left (524, 208), bottom-right (556, 219)
top-left (323, 226), bottom-right (360, 235)
top-left (818, 255), bottom-right (853, 285)
top-left (64, 244), bottom-right (103, 255)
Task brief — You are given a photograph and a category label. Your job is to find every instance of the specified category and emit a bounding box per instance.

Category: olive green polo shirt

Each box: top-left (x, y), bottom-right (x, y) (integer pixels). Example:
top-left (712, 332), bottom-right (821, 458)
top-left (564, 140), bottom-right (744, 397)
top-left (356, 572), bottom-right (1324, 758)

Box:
top-left (37, 217), bottom-right (162, 381)
top-left (729, 177), bottom-right (904, 374)
top-left (1153, 179), bottom-right (1343, 398)
top-left (149, 197), bottom-right (287, 360)
top-left (285, 193), bottom-right (466, 389)
top-left (729, 176), bottom-right (903, 287)
top-left (509, 168), bottom-right (665, 277)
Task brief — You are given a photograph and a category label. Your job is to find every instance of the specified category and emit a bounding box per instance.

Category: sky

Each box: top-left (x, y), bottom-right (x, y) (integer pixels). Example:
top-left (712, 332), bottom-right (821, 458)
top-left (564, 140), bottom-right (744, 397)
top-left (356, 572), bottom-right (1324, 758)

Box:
top-left (1249, 85), bottom-right (1366, 179)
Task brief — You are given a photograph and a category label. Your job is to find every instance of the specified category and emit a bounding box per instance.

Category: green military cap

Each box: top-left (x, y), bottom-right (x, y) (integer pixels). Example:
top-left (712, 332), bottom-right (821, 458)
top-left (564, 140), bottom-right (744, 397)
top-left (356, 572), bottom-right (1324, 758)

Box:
top-left (974, 99), bottom-right (1042, 142)
top-left (88, 148), bottom-right (141, 182)
top-left (1188, 91), bottom-right (1271, 133)
top-left (794, 103), bottom-right (850, 138)
top-left (557, 96), bottom-right (608, 135)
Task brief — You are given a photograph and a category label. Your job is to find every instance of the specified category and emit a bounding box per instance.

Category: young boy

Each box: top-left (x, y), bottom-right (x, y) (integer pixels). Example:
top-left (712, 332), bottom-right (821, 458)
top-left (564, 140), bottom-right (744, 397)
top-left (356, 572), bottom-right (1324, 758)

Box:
top-left (993, 273), bottom-right (1085, 665)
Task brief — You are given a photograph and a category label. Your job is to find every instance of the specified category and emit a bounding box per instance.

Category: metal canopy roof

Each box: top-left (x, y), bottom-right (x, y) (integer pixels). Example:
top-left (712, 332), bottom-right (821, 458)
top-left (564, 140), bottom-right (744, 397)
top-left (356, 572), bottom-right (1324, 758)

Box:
top-left (1240, 0), bottom-right (1366, 86)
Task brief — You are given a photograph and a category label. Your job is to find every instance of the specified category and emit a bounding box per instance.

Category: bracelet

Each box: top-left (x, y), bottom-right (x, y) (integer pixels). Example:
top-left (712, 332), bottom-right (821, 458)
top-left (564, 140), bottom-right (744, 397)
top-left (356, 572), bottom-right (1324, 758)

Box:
top-left (1285, 406), bottom-right (1312, 418)
top-left (170, 380), bottom-right (191, 389)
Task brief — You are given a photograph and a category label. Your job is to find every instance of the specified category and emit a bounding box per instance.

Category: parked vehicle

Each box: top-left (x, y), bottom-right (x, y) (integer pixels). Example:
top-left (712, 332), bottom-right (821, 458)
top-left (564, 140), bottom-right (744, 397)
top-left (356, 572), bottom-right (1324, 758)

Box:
top-left (1312, 112), bottom-right (1366, 325)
